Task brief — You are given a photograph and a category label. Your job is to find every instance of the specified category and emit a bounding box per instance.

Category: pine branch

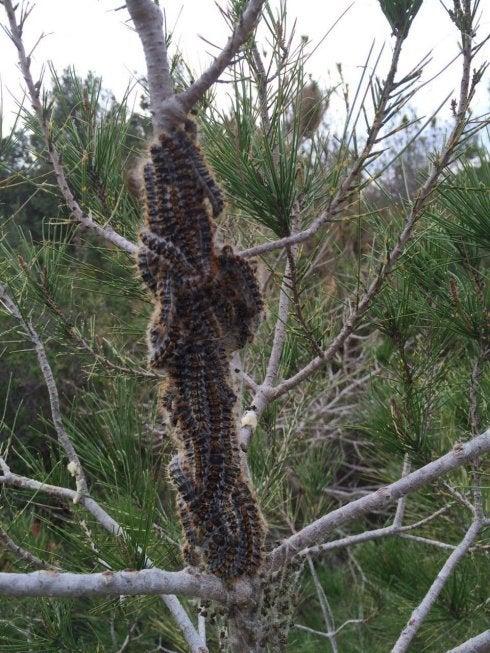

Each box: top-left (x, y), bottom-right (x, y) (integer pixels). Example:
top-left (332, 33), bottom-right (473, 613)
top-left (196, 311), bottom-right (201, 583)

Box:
top-left (269, 428), bottom-right (490, 570)
top-left (306, 554), bottom-right (339, 653)
top-left (304, 503), bottom-right (455, 555)
top-left (0, 283), bottom-right (88, 498)
top-left (0, 568), bottom-right (241, 603)
top-left (240, 14), bottom-right (488, 263)
top-left (238, 3), bottom-right (487, 452)
top-left (1, 0), bottom-right (137, 255)
top-left (2, 431), bottom-right (488, 604)
top-left (0, 459), bottom-right (208, 652)
top-left (126, 0), bottom-right (266, 133)
top-left (0, 526), bottom-right (60, 571)
top-left (391, 518), bottom-right (483, 653)
top-left (294, 620), bottom-right (365, 640)
top-left (445, 630), bottom-right (490, 653)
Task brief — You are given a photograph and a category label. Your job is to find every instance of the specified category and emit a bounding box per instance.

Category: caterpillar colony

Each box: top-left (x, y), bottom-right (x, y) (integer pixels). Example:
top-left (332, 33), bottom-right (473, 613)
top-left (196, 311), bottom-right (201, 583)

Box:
top-left (137, 119), bottom-right (265, 578)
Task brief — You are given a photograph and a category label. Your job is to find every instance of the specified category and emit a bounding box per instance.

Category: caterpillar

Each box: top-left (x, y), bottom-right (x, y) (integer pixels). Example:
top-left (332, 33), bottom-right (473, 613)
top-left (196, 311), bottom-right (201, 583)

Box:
top-left (137, 119), bottom-right (265, 578)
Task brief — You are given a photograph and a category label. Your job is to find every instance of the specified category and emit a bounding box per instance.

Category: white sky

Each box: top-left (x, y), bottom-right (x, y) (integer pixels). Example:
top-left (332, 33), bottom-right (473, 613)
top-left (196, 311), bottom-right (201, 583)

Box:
top-left (0, 0), bottom-right (489, 132)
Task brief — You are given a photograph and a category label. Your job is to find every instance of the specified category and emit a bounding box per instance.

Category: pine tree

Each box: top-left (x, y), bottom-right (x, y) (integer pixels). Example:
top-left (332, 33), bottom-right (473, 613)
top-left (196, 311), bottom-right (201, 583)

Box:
top-left (0, 1), bottom-right (489, 651)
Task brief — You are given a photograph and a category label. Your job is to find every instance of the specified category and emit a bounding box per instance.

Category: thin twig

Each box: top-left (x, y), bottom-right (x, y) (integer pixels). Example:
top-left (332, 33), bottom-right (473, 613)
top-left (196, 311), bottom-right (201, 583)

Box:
top-left (306, 554), bottom-right (339, 653)
top-left (305, 504), bottom-right (455, 555)
top-left (468, 343), bottom-right (487, 519)
top-left (0, 526), bottom-right (60, 571)
top-left (250, 43), bottom-right (272, 135)
top-left (31, 278), bottom-right (157, 380)
top-left (295, 619), bottom-right (365, 639)
top-left (393, 455), bottom-right (411, 527)
top-left (0, 282), bottom-right (88, 498)
top-left (1, 0), bottom-right (136, 255)
top-left (115, 622), bottom-right (138, 653)
top-left (391, 518), bottom-right (483, 653)
top-left (239, 260), bottom-right (290, 449)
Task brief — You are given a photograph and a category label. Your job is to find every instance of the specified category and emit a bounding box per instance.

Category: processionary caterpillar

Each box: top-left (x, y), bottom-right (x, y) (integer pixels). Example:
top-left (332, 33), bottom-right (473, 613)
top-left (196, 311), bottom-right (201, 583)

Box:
top-left (137, 119), bottom-right (265, 578)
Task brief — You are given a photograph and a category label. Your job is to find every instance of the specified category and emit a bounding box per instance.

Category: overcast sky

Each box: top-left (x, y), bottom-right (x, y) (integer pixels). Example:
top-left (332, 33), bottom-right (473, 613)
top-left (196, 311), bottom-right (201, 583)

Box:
top-left (1, 0), bottom-right (489, 132)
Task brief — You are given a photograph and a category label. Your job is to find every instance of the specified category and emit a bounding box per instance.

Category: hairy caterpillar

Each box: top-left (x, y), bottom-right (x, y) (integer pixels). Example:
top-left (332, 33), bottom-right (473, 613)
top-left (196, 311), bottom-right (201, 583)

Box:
top-left (137, 119), bottom-right (265, 578)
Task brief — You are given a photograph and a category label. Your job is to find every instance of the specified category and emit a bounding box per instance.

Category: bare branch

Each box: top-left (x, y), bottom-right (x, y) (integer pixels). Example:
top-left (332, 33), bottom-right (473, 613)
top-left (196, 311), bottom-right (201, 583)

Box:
top-left (0, 568), bottom-right (249, 604)
top-left (0, 526), bottom-right (59, 571)
top-left (305, 504), bottom-right (456, 555)
top-left (1, 0), bottom-right (137, 255)
top-left (126, 0), bottom-right (266, 133)
top-left (269, 428), bottom-right (490, 570)
top-left (391, 519), bottom-right (483, 653)
top-left (393, 455), bottom-right (411, 527)
top-left (445, 630), bottom-right (490, 653)
top-left (396, 533), bottom-right (456, 551)
top-left (295, 619), bottom-right (365, 640)
top-left (177, 0), bottom-right (266, 114)
top-left (125, 0), bottom-right (174, 134)
top-left (0, 283), bottom-right (88, 498)
top-left (239, 259), bottom-right (290, 449)
top-left (306, 554), bottom-right (339, 653)
top-left (164, 595), bottom-right (209, 653)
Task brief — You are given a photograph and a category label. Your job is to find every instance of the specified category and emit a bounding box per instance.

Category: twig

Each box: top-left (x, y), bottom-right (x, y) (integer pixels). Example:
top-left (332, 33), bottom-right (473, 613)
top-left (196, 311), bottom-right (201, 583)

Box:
top-left (0, 283), bottom-right (88, 498)
top-left (1, 0), bottom-right (136, 255)
top-left (250, 43), bottom-right (272, 134)
top-left (269, 428), bottom-right (490, 570)
top-left (391, 518), bottom-right (483, 653)
top-left (0, 526), bottom-right (60, 571)
top-left (164, 595), bottom-right (210, 653)
top-left (305, 505), bottom-right (455, 555)
top-left (32, 279), bottom-right (158, 380)
top-left (285, 246), bottom-right (324, 358)
top-left (178, 0), bottom-right (266, 116)
top-left (442, 481), bottom-right (476, 515)
top-left (239, 260), bottom-right (290, 449)
top-left (294, 619), bottom-right (365, 639)
top-left (115, 622), bottom-right (138, 653)
top-left (306, 554), bottom-right (338, 653)
top-left (468, 343), bottom-right (487, 520)
top-left (396, 533), bottom-right (456, 551)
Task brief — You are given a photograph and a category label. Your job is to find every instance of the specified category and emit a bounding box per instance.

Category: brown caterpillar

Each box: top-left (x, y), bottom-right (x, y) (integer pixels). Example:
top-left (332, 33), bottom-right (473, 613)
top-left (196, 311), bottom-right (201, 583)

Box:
top-left (137, 120), bottom-right (265, 578)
